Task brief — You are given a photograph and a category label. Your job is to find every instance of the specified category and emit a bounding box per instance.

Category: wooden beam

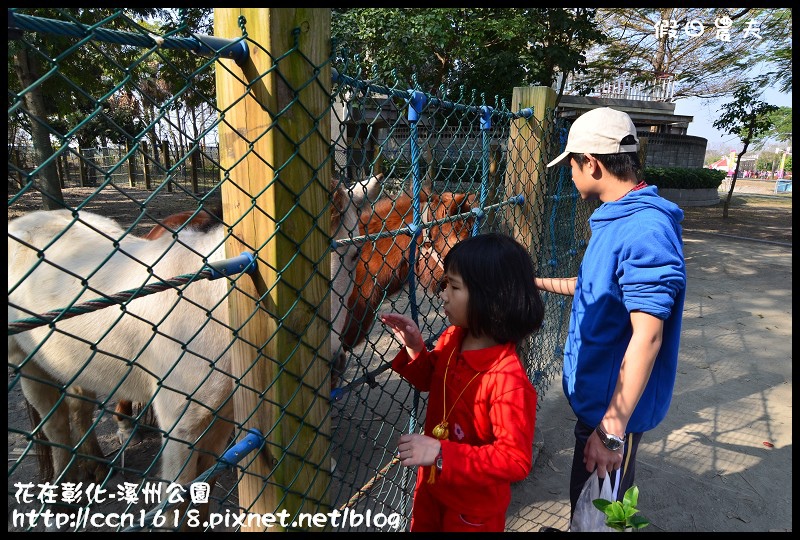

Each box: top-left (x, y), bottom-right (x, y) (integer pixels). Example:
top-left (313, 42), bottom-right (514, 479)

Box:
top-left (504, 86), bottom-right (556, 260)
top-left (215, 8), bottom-right (331, 530)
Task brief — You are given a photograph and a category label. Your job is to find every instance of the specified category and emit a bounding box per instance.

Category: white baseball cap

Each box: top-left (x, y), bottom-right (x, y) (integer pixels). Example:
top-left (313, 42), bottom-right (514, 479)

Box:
top-left (546, 107), bottom-right (639, 168)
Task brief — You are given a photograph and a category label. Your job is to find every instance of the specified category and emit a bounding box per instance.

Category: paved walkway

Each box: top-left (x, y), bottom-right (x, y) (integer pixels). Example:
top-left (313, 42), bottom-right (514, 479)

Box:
top-left (507, 210), bottom-right (793, 532)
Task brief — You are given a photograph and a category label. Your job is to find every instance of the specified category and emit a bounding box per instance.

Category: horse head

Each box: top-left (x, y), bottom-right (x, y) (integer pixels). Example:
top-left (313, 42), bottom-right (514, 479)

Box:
top-left (340, 189), bottom-right (478, 350)
top-left (329, 174), bottom-right (383, 379)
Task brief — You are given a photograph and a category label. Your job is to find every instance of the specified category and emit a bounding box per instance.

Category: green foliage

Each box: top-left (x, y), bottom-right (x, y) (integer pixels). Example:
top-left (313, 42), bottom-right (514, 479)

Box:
top-left (590, 9), bottom-right (792, 100)
top-left (593, 485), bottom-right (651, 532)
top-left (767, 107), bottom-right (792, 142)
top-left (747, 8), bottom-right (792, 94)
top-left (10, 8), bottom-right (214, 149)
top-left (713, 85), bottom-right (778, 146)
top-left (756, 150), bottom-right (793, 173)
top-left (713, 83), bottom-right (780, 216)
top-left (331, 8), bottom-right (606, 105)
top-left (752, 107), bottom-right (793, 149)
top-left (645, 167), bottom-right (725, 190)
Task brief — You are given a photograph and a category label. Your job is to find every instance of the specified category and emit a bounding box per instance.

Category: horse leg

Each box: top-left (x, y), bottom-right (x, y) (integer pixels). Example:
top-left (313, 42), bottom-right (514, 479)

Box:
top-left (18, 360), bottom-right (78, 484)
top-left (151, 392), bottom-right (229, 484)
top-left (67, 386), bottom-right (110, 483)
top-left (114, 400), bottom-right (144, 445)
top-left (150, 393), bottom-right (233, 531)
top-left (19, 370), bottom-right (110, 489)
top-left (191, 412), bottom-right (235, 531)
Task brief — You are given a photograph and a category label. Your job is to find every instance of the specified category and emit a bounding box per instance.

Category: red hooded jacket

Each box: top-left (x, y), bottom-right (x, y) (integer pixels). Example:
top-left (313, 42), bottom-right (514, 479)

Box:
top-left (392, 325), bottom-right (537, 516)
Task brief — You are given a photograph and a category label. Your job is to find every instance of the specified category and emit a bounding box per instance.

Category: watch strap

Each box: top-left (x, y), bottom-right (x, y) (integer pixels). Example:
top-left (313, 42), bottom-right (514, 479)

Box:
top-left (595, 424), bottom-right (624, 450)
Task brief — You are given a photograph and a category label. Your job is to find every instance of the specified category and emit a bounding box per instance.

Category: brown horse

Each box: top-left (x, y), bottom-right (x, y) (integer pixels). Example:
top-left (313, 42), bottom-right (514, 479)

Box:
top-left (339, 189), bottom-right (478, 350)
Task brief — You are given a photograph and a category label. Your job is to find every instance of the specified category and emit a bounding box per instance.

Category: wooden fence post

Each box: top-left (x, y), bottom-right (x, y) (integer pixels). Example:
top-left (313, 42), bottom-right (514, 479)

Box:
top-left (215, 8), bottom-right (332, 530)
top-left (504, 86), bottom-right (556, 261)
top-left (126, 140), bottom-right (136, 187)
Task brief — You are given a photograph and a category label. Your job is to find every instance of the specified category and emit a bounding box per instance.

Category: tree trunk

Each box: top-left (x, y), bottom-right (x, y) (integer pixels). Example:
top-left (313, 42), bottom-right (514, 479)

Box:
top-left (723, 144), bottom-right (749, 219)
top-left (10, 147), bottom-right (25, 188)
top-left (55, 150), bottom-right (65, 188)
top-left (141, 140), bottom-right (151, 190)
top-left (12, 46), bottom-right (64, 209)
top-left (190, 106), bottom-right (199, 193)
top-left (79, 145), bottom-right (88, 187)
top-left (162, 140), bottom-right (173, 193)
top-left (145, 103), bottom-right (162, 187)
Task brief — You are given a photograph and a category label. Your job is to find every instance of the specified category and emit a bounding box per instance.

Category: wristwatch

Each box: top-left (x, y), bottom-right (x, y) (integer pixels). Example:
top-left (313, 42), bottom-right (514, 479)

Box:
top-left (595, 425), bottom-right (625, 451)
top-left (435, 450), bottom-right (443, 471)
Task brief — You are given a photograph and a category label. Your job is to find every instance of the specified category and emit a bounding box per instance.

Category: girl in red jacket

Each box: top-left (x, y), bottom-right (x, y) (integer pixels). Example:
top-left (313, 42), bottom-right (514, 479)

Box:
top-left (381, 232), bottom-right (544, 532)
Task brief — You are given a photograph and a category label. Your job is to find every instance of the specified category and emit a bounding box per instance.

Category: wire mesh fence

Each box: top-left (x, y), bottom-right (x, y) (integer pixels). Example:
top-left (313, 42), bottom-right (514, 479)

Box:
top-left (8, 8), bottom-right (596, 532)
top-left (9, 143), bottom-right (222, 194)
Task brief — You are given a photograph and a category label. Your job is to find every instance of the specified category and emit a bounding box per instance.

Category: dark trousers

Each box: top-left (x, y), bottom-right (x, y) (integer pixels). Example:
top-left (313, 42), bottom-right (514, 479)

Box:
top-left (569, 420), bottom-right (643, 519)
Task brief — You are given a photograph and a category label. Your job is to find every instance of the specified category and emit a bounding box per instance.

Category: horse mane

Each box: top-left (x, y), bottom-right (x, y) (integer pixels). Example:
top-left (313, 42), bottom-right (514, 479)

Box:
top-left (145, 196), bottom-right (223, 240)
top-left (148, 176), bottom-right (353, 240)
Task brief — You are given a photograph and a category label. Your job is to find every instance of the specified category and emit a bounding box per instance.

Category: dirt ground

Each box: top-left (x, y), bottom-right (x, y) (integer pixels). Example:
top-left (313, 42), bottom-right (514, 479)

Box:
top-left (680, 179), bottom-right (792, 245)
top-left (7, 185), bottom-right (211, 238)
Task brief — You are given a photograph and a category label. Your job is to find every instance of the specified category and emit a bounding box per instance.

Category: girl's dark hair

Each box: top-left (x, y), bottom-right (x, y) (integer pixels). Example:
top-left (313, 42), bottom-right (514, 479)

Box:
top-left (570, 135), bottom-right (642, 180)
top-left (443, 232), bottom-right (544, 344)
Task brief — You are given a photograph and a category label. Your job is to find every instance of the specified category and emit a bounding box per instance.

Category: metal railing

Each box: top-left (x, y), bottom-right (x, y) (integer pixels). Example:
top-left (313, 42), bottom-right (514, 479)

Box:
top-left (555, 68), bottom-right (676, 102)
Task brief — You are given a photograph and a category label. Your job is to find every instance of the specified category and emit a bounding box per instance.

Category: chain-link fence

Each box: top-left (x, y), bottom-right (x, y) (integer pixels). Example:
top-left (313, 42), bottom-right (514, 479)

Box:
top-left (9, 143), bottom-right (222, 193)
top-left (8, 8), bottom-right (596, 532)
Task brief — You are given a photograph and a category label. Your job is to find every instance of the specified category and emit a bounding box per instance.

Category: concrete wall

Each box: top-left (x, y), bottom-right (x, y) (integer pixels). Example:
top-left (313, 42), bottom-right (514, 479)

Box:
top-left (658, 187), bottom-right (720, 207)
top-left (641, 133), bottom-right (708, 168)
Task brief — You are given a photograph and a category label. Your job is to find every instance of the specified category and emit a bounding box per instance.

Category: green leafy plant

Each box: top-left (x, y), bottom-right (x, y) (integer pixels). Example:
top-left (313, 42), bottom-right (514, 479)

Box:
top-left (593, 485), bottom-right (651, 531)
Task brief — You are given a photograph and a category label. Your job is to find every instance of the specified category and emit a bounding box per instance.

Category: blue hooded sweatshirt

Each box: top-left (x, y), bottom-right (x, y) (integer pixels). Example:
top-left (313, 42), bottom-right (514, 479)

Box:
top-left (563, 185), bottom-right (686, 433)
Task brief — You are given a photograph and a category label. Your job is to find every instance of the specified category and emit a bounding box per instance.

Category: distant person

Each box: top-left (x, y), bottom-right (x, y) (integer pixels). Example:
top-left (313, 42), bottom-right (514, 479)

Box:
top-left (381, 232), bottom-right (545, 532)
top-left (538, 107), bottom-right (687, 522)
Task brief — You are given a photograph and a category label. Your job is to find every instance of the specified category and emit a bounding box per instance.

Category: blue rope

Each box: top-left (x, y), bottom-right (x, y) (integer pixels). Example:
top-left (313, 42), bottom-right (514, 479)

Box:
top-left (8, 10), bottom-right (249, 66)
top-left (333, 69), bottom-right (534, 121)
top-left (122, 429), bottom-right (264, 531)
top-left (8, 252), bottom-right (256, 336)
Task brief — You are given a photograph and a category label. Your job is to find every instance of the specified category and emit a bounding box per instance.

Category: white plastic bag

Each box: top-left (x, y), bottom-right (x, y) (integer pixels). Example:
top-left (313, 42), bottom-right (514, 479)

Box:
top-left (570, 469), bottom-right (620, 532)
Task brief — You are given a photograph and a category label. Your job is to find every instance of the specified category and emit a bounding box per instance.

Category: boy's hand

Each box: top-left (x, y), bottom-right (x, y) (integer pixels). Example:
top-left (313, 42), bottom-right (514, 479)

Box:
top-left (379, 313), bottom-right (424, 355)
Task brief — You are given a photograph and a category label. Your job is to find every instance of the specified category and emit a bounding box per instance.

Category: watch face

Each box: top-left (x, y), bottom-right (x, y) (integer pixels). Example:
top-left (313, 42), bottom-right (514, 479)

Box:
top-left (606, 439), bottom-right (622, 451)
top-left (596, 426), bottom-right (624, 451)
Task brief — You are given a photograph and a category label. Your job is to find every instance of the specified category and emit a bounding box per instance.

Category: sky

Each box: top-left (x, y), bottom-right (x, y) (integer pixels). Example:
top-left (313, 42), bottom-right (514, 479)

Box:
top-left (673, 86), bottom-right (792, 154)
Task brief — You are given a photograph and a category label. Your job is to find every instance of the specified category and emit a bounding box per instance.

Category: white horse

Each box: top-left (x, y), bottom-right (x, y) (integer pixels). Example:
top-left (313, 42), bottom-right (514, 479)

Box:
top-left (7, 175), bottom-right (382, 490)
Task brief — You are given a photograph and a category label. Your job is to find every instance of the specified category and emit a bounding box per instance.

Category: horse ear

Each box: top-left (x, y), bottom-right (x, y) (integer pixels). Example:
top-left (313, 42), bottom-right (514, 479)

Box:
top-left (433, 192), bottom-right (476, 219)
top-left (466, 192), bottom-right (478, 208)
top-left (452, 192), bottom-right (477, 213)
top-left (350, 174), bottom-right (383, 208)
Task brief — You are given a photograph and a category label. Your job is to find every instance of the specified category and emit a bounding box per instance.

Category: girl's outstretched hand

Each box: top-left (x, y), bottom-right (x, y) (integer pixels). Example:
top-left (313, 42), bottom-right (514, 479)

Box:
top-left (379, 313), bottom-right (424, 356)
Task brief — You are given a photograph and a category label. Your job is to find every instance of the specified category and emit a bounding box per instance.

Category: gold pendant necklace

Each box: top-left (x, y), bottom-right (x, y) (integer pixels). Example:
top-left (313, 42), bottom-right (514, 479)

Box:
top-left (431, 345), bottom-right (482, 441)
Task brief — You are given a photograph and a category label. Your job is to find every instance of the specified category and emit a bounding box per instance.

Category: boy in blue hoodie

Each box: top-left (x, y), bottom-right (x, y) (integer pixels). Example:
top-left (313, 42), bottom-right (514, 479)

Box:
top-left (537, 107), bottom-right (686, 522)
